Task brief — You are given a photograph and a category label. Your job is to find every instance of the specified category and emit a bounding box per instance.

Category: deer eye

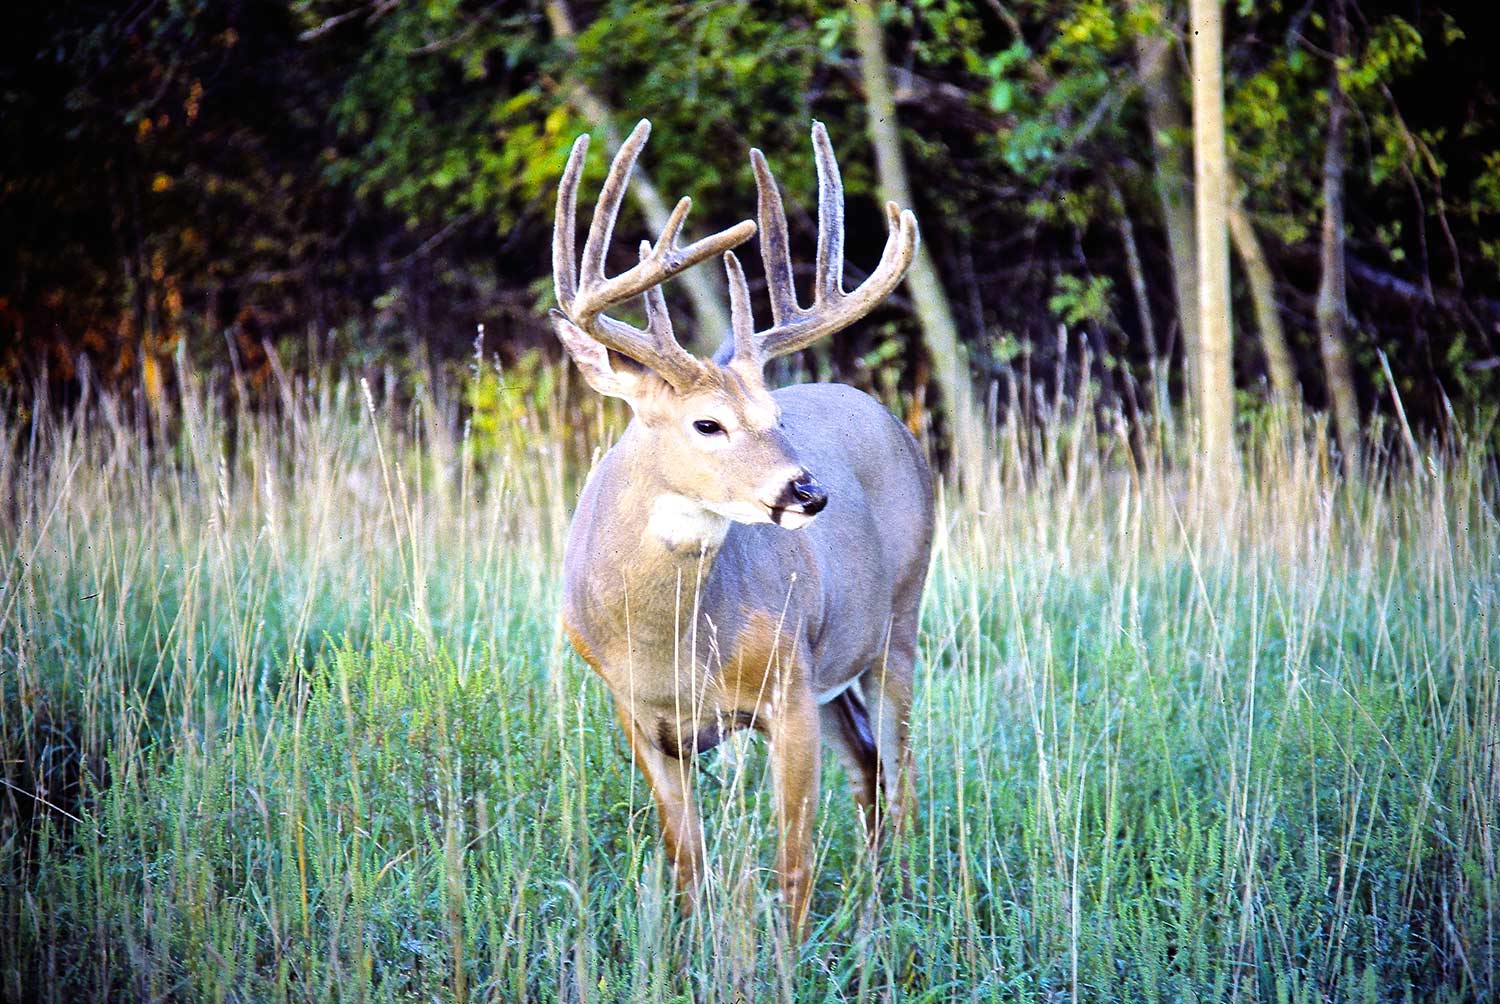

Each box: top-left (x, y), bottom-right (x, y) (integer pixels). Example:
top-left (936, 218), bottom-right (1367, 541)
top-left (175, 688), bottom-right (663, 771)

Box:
top-left (692, 419), bottom-right (724, 437)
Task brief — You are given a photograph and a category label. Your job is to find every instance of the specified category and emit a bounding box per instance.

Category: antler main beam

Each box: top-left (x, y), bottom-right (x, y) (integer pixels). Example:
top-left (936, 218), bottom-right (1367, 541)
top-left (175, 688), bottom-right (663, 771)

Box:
top-left (720, 122), bottom-right (920, 370)
top-left (552, 119), bottom-right (756, 388)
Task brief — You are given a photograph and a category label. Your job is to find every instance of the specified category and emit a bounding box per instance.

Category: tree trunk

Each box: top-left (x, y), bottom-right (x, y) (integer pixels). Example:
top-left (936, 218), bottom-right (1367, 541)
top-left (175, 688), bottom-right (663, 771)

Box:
top-left (1131, 6), bottom-right (1199, 401)
top-left (849, 0), bottom-right (984, 479)
top-left (544, 0), bottom-right (730, 352)
top-left (1189, 0), bottom-right (1235, 475)
top-left (1111, 183), bottom-right (1167, 418)
top-left (1227, 196), bottom-right (1298, 409)
top-left (1315, 0), bottom-right (1362, 467)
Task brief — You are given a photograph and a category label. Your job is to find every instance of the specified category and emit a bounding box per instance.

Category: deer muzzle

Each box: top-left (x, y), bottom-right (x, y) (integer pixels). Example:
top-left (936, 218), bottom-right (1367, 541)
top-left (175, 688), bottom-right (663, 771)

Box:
top-left (771, 473), bottom-right (828, 526)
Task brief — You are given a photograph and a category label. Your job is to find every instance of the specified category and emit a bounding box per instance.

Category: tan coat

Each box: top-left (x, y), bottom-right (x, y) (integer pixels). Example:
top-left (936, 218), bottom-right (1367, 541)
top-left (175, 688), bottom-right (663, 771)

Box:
top-left (549, 118), bottom-right (934, 938)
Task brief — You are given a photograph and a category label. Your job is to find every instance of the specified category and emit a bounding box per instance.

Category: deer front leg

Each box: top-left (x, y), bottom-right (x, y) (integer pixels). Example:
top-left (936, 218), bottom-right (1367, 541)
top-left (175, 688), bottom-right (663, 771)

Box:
top-left (616, 702), bottom-right (704, 910)
top-left (769, 684), bottom-right (821, 941)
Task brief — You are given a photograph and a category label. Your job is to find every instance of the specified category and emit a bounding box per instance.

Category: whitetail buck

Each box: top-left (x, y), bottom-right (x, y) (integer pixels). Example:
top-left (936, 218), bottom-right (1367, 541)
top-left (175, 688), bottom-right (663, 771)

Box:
top-left (550, 119), bottom-right (934, 938)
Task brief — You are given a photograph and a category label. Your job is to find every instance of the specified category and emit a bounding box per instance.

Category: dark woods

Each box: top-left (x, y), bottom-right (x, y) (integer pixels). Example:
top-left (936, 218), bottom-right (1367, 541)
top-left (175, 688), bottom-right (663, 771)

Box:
top-left (4, 1), bottom-right (1498, 443)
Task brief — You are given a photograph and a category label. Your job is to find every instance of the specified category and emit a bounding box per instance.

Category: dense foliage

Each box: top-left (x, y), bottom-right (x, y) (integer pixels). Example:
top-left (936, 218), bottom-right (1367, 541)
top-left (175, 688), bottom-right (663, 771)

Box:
top-left (4, 1), bottom-right (1499, 428)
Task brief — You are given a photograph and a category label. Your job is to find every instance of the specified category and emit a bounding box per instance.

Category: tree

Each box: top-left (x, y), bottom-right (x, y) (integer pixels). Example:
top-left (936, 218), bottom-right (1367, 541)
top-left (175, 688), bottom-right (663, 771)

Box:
top-left (1315, 0), bottom-right (1361, 467)
top-left (1227, 197), bottom-right (1298, 410)
top-left (848, 0), bottom-right (985, 477)
top-left (1110, 181), bottom-right (1166, 412)
top-left (1132, 4), bottom-right (1299, 420)
top-left (1189, 0), bottom-right (1234, 475)
top-left (1131, 4), bottom-right (1199, 400)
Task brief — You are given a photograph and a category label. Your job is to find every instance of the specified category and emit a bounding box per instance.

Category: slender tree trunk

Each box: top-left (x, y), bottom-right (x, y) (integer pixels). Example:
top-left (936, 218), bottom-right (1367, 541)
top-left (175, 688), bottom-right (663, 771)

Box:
top-left (1227, 197), bottom-right (1298, 409)
top-left (1189, 0), bottom-right (1235, 475)
top-left (849, 0), bottom-right (984, 478)
top-left (544, 0), bottom-right (730, 352)
top-left (1111, 183), bottom-right (1167, 418)
top-left (1315, 0), bottom-right (1361, 467)
top-left (1131, 6), bottom-right (1199, 401)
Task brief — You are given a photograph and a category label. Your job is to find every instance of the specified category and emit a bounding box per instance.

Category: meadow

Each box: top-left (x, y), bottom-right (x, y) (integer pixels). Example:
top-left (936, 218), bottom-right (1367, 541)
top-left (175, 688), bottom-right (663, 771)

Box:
top-left (2, 362), bottom-right (1496, 1003)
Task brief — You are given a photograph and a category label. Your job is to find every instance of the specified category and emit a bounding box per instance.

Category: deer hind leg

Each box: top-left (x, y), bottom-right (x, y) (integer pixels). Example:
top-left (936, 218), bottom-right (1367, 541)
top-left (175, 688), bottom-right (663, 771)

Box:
top-left (862, 621), bottom-right (918, 862)
top-left (616, 702), bottom-right (704, 911)
top-left (821, 691), bottom-right (879, 850)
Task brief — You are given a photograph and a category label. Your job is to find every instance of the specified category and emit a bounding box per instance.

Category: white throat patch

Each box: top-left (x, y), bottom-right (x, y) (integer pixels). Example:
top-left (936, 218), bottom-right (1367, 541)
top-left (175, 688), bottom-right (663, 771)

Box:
top-left (646, 494), bottom-right (731, 550)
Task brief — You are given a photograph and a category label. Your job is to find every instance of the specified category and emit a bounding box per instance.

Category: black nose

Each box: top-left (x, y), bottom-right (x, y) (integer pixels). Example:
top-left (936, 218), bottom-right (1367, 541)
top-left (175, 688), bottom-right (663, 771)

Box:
top-left (789, 475), bottom-right (828, 515)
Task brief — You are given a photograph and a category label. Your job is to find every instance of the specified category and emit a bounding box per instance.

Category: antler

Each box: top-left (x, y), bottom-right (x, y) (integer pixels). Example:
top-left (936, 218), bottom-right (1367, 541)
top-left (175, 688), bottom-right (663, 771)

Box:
top-left (552, 119), bottom-right (756, 389)
top-left (718, 122), bottom-right (919, 372)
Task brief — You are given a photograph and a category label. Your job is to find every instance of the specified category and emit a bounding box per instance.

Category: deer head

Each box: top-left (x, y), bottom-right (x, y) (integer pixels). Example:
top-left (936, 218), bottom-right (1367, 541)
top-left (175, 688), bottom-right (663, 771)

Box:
top-left (550, 120), bottom-right (918, 533)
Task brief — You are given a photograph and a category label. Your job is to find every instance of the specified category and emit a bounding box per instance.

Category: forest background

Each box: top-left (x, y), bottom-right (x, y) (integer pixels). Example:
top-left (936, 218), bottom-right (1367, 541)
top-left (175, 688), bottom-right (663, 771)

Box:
top-left (5, 0), bottom-right (1500, 453)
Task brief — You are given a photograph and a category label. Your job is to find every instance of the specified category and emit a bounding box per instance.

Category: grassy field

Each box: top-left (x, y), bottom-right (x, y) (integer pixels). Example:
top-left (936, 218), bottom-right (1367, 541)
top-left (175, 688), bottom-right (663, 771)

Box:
top-left (2, 366), bottom-right (1496, 1003)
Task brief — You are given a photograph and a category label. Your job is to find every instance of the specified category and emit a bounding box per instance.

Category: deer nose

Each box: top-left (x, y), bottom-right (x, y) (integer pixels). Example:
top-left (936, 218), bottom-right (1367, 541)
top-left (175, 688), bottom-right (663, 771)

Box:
top-left (789, 475), bottom-right (828, 515)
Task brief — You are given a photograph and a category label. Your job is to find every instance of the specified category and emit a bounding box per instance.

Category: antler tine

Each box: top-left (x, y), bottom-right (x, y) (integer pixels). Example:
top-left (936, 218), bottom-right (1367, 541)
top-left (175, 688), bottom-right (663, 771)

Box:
top-left (553, 133), bottom-right (589, 314)
top-left (638, 239), bottom-right (674, 347)
top-left (723, 250), bottom-right (757, 367)
top-left (810, 121), bottom-right (845, 305)
top-left (750, 149), bottom-right (801, 328)
top-left (579, 120), bottom-right (650, 293)
top-left (554, 118), bottom-right (757, 389)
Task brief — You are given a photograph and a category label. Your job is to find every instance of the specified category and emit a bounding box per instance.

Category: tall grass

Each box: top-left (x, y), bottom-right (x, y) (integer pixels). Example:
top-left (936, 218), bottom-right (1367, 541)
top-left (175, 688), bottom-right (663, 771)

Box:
top-left (2, 360), bottom-right (1496, 1002)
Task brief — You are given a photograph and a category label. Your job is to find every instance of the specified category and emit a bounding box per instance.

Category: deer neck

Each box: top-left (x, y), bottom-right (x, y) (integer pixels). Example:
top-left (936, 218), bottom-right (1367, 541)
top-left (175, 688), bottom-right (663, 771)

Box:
top-left (617, 431), bottom-right (729, 562)
top-left (643, 492), bottom-right (731, 552)
top-left (583, 427), bottom-right (735, 643)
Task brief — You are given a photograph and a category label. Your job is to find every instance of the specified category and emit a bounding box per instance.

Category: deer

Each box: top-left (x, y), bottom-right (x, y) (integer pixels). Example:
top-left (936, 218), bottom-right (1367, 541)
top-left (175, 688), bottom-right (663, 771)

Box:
top-left (549, 118), bottom-right (934, 939)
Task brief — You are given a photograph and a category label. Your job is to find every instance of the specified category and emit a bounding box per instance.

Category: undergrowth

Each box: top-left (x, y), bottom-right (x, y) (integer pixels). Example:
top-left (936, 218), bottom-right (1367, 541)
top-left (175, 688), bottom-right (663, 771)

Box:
top-left (1, 364), bottom-right (1496, 1002)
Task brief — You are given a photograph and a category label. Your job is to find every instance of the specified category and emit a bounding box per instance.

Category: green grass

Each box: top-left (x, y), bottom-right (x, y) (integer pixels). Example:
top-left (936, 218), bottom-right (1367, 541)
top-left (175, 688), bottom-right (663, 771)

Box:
top-left (2, 366), bottom-right (1496, 1002)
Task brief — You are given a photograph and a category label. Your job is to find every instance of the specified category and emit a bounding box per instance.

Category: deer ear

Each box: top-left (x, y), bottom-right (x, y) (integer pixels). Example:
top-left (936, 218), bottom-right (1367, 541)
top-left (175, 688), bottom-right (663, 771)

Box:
top-left (549, 310), bottom-right (646, 401)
